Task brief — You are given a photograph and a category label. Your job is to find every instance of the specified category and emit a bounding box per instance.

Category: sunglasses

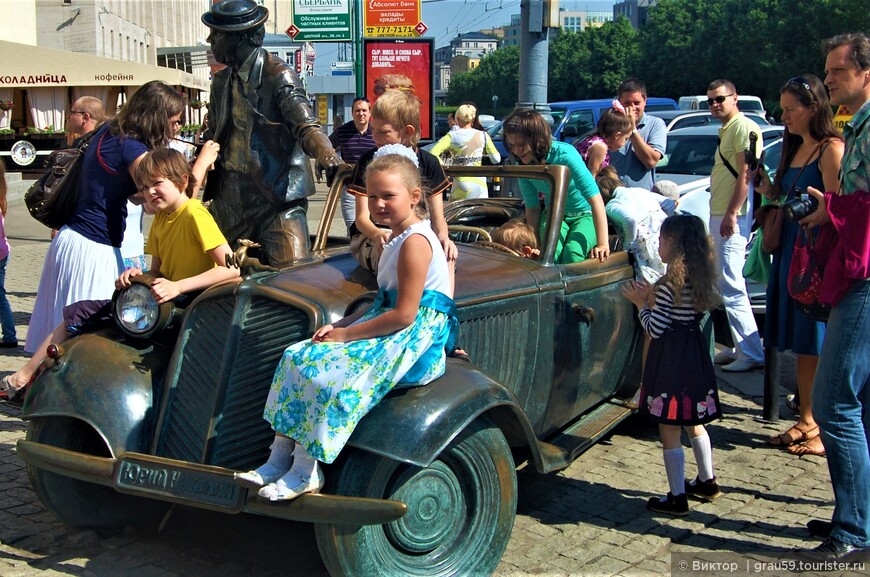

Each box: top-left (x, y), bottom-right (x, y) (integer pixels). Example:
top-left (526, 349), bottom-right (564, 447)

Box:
top-left (69, 110), bottom-right (86, 116)
top-left (707, 94), bottom-right (734, 106)
top-left (786, 76), bottom-right (812, 92)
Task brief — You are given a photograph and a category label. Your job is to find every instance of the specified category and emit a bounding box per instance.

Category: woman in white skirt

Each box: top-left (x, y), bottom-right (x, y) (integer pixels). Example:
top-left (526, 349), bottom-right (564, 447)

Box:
top-left (23, 81), bottom-right (186, 356)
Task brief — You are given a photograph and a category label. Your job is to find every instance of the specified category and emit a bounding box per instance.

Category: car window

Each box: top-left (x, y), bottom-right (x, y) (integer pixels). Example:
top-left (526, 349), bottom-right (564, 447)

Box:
top-left (670, 116), bottom-right (710, 131)
top-left (646, 104), bottom-right (678, 112)
top-left (560, 110), bottom-right (595, 139)
top-left (657, 135), bottom-right (718, 175)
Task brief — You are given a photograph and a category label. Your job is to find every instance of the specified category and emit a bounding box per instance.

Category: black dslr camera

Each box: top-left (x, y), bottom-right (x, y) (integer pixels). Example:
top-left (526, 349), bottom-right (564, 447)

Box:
top-left (783, 189), bottom-right (819, 221)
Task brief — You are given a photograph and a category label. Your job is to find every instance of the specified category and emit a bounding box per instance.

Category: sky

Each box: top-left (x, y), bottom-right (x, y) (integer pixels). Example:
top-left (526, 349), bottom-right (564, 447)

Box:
top-left (311, 0), bottom-right (618, 74)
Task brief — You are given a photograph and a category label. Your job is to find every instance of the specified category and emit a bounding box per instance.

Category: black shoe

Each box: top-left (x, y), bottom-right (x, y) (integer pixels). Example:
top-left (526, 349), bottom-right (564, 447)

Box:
top-left (685, 476), bottom-right (723, 501)
top-left (647, 492), bottom-right (689, 516)
top-left (797, 536), bottom-right (869, 562)
top-left (0, 340), bottom-right (19, 348)
top-left (807, 519), bottom-right (834, 539)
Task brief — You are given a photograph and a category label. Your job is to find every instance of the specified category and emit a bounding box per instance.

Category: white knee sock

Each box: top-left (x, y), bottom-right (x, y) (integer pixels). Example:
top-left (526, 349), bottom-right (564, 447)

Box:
top-left (663, 447), bottom-right (685, 496)
top-left (690, 431), bottom-right (714, 482)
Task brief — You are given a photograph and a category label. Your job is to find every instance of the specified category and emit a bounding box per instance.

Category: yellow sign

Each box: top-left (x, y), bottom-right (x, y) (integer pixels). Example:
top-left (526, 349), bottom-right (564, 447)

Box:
top-left (317, 94), bottom-right (328, 126)
top-left (363, 0), bottom-right (425, 38)
top-left (833, 105), bottom-right (853, 134)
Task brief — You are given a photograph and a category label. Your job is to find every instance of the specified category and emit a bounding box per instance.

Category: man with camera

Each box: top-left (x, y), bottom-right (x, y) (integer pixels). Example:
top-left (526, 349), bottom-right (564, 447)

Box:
top-left (707, 79), bottom-right (764, 373)
top-left (797, 32), bottom-right (870, 563)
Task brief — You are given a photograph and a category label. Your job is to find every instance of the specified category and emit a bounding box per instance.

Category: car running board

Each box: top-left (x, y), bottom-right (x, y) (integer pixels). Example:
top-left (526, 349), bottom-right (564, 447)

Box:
top-left (535, 400), bottom-right (634, 473)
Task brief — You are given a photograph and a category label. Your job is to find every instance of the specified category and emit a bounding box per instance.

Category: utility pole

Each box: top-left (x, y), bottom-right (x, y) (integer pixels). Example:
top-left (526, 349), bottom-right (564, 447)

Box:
top-left (518, 0), bottom-right (556, 123)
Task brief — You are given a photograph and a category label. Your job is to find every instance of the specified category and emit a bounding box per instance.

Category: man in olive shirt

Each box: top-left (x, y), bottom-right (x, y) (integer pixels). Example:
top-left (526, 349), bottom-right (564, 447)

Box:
top-left (708, 79), bottom-right (764, 372)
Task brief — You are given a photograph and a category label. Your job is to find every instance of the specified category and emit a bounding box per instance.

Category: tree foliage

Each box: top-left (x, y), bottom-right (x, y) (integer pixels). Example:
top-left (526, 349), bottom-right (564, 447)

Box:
top-left (447, 45), bottom-right (520, 107)
top-left (448, 0), bottom-right (870, 112)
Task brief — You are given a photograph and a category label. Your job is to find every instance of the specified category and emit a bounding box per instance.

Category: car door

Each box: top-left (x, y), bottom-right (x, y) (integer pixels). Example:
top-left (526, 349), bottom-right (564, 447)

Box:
top-left (538, 255), bottom-right (639, 437)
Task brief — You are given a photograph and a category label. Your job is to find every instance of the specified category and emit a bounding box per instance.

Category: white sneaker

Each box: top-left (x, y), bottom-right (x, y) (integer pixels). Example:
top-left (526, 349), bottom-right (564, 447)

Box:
top-left (258, 464), bottom-right (324, 501)
top-left (713, 350), bottom-right (737, 365)
top-left (721, 359), bottom-right (764, 373)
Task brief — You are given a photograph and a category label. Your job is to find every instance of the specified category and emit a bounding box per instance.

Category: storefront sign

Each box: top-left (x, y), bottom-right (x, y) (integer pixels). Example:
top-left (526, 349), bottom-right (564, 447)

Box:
top-left (288, 0), bottom-right (352, 42)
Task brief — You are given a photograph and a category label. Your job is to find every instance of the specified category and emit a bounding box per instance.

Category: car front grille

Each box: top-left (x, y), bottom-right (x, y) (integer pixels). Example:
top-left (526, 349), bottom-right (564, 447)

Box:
top-left (156, 293), bottom-right (310, 470)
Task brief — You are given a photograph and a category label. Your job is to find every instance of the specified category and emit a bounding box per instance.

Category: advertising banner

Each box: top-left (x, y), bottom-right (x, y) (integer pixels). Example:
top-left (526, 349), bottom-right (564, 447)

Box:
top-left (363, 38), bottom-right (434, 141)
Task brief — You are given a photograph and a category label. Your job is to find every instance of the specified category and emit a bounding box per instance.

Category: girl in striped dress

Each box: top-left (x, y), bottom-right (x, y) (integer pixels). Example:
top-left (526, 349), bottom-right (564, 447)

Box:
top-left (621, 214), bottom-right (722, 516)
top-left (235, 146), bottom-right (457, 501)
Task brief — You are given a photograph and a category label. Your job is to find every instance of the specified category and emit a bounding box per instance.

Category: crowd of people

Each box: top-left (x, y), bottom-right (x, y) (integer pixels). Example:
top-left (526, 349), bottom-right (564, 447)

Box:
top-left (0, 2), bottom-right (867, 560)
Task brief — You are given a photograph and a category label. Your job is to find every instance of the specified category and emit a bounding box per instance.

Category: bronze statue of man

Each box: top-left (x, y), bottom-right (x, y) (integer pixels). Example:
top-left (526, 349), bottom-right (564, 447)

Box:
top-left (201, 0), bottom-right (340, 266)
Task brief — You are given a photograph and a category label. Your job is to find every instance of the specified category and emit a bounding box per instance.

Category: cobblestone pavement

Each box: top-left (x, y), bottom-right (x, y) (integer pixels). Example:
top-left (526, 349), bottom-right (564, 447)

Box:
top-left (0, 186), bottom-right (852, 576)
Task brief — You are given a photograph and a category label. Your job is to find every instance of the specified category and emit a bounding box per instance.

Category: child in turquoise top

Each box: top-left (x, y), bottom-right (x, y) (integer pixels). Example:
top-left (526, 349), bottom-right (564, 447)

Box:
top-left (502, 108), bottom-right (610, 264)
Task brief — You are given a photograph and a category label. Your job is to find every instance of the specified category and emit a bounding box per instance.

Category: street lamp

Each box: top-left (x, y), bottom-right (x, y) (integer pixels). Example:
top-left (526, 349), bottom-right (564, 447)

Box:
top-left (492, 94), bottom-right (499, 117)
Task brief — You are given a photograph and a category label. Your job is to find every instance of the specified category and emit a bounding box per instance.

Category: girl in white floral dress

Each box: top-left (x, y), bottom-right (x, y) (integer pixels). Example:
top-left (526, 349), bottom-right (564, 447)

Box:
top-left (235, 145), bottom-right (457, 501)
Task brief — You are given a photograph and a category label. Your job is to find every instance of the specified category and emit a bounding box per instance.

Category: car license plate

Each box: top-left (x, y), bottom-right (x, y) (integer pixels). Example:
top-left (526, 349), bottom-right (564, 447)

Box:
top-left (115, 454), bottom-right (244, 511)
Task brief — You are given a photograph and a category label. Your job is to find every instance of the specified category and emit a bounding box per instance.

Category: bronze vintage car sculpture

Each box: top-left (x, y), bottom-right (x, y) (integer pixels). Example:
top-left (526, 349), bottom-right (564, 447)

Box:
top-left (17, 164), bottom-right (643, 577)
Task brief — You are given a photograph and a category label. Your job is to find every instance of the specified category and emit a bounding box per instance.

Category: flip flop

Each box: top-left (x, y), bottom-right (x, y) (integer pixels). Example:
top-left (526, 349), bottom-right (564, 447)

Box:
top-left (788, 436), bottom-right (826, 457)
top-left (767, 423), bottom-right (819, 447)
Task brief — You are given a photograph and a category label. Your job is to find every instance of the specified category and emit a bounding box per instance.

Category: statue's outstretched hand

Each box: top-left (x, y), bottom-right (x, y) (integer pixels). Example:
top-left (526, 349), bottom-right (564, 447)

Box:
top-left (320, 153), bottom-right (341, 187)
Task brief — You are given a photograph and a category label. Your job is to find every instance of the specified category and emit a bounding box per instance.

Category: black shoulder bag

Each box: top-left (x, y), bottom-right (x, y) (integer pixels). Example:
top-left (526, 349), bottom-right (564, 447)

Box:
top-left (24, 128), bottom-right (97, 229)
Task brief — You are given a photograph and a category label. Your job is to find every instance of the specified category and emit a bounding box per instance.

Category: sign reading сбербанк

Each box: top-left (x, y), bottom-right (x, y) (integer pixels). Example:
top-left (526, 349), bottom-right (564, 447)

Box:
top-left (287, 0), bottom-right (352, 42)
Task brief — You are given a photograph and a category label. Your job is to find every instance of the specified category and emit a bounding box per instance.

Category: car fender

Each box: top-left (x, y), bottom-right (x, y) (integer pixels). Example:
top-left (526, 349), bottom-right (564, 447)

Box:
top-left (347, 360), bottom-right (545, 470)
top-left (23, 331), bottom-right (169, 458)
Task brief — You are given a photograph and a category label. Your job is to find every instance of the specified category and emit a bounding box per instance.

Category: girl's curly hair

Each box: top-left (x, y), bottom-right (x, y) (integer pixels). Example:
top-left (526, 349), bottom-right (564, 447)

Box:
top-left (656, 214), bottom-right (720, 312)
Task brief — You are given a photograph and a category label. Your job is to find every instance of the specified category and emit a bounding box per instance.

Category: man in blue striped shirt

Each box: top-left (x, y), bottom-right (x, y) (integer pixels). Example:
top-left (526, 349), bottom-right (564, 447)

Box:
top-left (326, 97), bottom-right (376, 228)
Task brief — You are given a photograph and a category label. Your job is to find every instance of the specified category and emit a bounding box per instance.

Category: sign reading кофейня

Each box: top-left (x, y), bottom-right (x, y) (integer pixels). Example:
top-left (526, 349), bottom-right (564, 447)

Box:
top-left (364, 0), bottom-right (427, 38)
top-left (286, 0), bottom-right (353, 42)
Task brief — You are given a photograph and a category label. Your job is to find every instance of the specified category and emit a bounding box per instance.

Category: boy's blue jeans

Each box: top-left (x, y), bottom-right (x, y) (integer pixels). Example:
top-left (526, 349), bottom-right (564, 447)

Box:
top-left (812, 279), bottom-right (870, 547)
top-left (0, 256), bottom-right (17, 343)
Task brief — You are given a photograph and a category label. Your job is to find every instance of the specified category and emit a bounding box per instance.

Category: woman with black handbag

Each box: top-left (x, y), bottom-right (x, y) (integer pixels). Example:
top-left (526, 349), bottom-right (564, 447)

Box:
top-left (18, 81), bottom-right (186, 370)
top-left (754, 75), bottom-right (843, 457)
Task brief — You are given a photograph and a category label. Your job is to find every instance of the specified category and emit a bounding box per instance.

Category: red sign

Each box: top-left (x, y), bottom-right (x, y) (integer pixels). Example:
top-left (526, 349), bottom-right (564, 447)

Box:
top-left (286, 25), bottom-right (300, 39)
top-left (414, 21), bottom-right (428, 35)
top-left (363, 38), bottom-right (434, 140)
top-left (294, 51), bottom-right (302, 73)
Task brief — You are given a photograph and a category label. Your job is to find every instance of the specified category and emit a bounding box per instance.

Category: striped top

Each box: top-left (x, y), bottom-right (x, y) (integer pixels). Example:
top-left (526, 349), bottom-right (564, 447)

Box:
top-left (638, 282), bottom-right (699, 339)
top-left (329, 121), bottom-right (375, 165)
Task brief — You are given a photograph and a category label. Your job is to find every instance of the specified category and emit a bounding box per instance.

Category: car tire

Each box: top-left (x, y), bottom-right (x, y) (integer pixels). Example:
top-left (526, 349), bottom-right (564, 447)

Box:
top-left (26, 417), bottom-right (169, 529)
top-left (314, 416), bottom-right (517, 577)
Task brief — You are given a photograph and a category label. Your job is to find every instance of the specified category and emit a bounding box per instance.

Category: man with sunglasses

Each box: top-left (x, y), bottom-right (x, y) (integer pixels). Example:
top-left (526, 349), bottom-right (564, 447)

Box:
top-left (609, 77), bottom-right (667, 191)
top-left (325, 97), bottom-right (375, 228)
top-left (201, 0), bottom-right (341, 267)
top-left (66, 97), bottom-right (103, 146)
top-left (796, 32), bottom-right (870, 563)
top-left (707, 79), bottom-right (764, 373)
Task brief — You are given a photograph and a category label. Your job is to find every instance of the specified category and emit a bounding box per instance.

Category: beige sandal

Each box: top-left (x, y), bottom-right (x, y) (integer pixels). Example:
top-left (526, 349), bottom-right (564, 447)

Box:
top-left (767, 423), bottom-right (818, 447)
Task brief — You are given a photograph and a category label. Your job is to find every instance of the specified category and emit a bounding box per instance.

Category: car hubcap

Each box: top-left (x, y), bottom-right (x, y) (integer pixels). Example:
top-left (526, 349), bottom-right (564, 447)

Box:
top-left (384, 461), bottom-right (465, 553)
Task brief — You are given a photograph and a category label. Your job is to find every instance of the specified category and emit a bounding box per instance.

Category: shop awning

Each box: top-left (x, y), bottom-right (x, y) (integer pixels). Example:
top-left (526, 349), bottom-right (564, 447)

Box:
top-left (0, 40), bottom-right (209, 91)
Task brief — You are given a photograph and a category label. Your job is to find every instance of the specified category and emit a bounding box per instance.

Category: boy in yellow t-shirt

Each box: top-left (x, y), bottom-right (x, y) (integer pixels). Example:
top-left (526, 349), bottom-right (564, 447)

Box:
top-left (117, 148), bottom-right (239, 301)
top-left (2, 148), bottom-right (238, 402)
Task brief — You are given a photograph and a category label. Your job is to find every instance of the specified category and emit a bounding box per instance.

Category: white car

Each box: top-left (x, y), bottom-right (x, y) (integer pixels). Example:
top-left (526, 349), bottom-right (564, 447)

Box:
top-left (656, 124), bottom-right (783, 316)
top-left (648, 110), bottom-right (770, 132)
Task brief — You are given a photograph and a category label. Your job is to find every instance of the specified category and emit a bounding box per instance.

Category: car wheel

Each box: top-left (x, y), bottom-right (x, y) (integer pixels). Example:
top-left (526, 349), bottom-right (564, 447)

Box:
top-left (314, 416), bottom-right (517, 577)
top-left (26, 417), bottom-right (168, 529)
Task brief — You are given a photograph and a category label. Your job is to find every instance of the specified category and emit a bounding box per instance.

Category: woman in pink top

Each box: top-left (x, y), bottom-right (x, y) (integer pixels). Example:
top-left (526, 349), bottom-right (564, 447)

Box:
top-left (0, 162), bottom-right (17, 349)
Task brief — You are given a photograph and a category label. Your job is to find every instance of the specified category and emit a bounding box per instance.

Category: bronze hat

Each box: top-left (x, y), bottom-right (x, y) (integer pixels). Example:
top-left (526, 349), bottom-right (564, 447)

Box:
top-left (202, 0), bottom-right (268, 33)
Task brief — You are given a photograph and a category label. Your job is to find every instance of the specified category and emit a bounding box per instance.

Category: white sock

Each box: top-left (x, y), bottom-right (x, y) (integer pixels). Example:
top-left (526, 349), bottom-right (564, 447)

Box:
top-left (290, 443), bottom-right (317, 478)
top-left (690, 431), bottom-right (714, 482)
top-left (663, 447), bottom-right (685, 496)
top-left (253, 436), bottom-right (293, 475)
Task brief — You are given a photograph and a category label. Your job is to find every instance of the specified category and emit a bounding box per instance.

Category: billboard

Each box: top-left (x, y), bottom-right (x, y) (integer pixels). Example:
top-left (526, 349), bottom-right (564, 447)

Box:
top-left (363, 38), bottom-right (434, 141)
top-left (363, 0), bottom-right (425, 37)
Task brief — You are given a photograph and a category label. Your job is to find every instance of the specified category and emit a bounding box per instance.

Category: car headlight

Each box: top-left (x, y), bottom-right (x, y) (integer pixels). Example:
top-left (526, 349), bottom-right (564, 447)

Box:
top-left (112, 276), bottom-right (175, 339)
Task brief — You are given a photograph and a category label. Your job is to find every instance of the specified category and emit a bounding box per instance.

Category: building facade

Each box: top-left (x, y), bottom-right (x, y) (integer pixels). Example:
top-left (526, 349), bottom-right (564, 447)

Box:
top-left (613, 0), bottom-right (658, 29)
